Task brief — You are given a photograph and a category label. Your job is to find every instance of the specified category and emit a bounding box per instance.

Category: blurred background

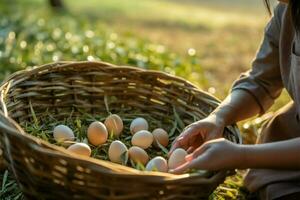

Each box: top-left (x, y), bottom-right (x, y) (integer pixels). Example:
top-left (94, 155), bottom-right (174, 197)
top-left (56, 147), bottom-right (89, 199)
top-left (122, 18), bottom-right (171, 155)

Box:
top-left (0, 0), bottom-right (289, 145)
top-left (0, 0), bottom-right (290, 198)
top-left (0, 0), bottom-right (281, 98)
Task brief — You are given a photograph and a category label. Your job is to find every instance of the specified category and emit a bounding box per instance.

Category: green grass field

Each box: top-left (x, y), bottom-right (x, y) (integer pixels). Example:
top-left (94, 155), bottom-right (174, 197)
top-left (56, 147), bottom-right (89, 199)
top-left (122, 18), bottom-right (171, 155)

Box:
top-left (0, 0), bottom-right (288, 199)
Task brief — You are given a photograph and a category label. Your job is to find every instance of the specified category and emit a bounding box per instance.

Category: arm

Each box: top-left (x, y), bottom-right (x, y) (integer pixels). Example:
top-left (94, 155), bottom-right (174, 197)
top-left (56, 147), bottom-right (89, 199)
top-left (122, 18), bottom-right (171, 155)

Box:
top-left (170, 88), bottom-right (275, 154)
top-left (211, 89), bottom-right (261, 127)
top-left (170, 4), bottom-right (285, 154)
top-left (241, 137), bottom-right (300, 169)
top-left (169, 89), bottom-right (260, 153)
top-left (170, 137), bottom-right (300, 173)
top-left (213, 3), bottom-right (287, 127)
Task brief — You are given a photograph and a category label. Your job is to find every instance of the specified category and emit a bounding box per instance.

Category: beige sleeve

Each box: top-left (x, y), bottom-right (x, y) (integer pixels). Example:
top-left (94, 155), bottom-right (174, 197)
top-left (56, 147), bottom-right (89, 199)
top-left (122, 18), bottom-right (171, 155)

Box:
top-left (231, 4), bottom-right (285, 115)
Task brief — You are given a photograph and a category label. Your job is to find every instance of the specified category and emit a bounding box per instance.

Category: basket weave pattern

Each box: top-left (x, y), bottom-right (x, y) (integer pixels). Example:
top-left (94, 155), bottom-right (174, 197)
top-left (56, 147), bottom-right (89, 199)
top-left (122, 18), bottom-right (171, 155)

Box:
top-left (0, 61), bottom-right (241, 199)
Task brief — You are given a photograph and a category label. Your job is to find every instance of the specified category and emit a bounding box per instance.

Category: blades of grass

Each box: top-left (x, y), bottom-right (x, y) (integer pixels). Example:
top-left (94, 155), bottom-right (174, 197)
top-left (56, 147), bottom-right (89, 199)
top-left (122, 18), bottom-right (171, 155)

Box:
top-left (74, 118), bottom-right (83, 140)
top-left (0, 171), bottom-right (22, 200)
top-left (104, 95), bottom-right (111, 115)
top-left (91, 145), bottom-right (101, 157)
top-left (40, 130), bottom-right (49, 141)
top-left (29, 100), bottom-right (39, 127)
top-left (135, 162), bottom-right (145, 171)
top-left (155, 139), bottom-right (169, 155)
top-left (130, 159), bottom-right (136, 168)
top-left (191, 113), bottom-right (200, 122)
top-left (120, 151), bottom-right (128, 165)
top-left (77, 108), bottom-right (97, 121)
top-left (176, 126), bottom-right (182, 135)
top-left (124, 135), bottom-right (132, 141)
top-left (109, 130), bottom-right (114, 140)
top-left (1, 170), bottom-right (8, 190)
top-left (169, 120), bottom-right (177, 137)
top-left (173, 106), bottom-right (185, 130)
top-left (13, 192), bottom-right (23, 200)
top-left (75, 118), bottom-right (82, 130)
top-left (169, 136), bottom-right (177, 142)
top-left (67, 108), bottom-right (74, 121)
top-left (47, 112), bottom-right (58, 123)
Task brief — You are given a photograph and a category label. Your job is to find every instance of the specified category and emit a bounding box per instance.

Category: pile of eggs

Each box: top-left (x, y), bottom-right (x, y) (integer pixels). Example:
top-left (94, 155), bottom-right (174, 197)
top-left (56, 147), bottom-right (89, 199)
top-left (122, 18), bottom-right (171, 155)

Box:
top-left (53, 114), bottom-right (188, 173)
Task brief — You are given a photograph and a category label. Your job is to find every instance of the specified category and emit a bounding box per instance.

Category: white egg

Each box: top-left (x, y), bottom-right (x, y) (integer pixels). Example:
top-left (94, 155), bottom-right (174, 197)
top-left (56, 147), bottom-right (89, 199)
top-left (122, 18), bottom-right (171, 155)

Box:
top-left (128, 146), bottom-right (149, 165)
top-left (152, 128), bottom-right (169, 148)
top-left (104, 114), bottom-right (123, 137)
top-left (53, 125), bottom-right (75, 142)
top-left (108, 140), bottom-right (128, 164)
top-left (87, 121), bottom-right (108, 146)
top-left (67, 143), bottom-right (91, 157)
top-left (130, 117), bottom-right (149, 135)
top-left (131, 130), bottom-right (153, 149)
top-left (145, 156), bottom-right (168, 172)
top-left (168, 148), bottom-right (188, 170)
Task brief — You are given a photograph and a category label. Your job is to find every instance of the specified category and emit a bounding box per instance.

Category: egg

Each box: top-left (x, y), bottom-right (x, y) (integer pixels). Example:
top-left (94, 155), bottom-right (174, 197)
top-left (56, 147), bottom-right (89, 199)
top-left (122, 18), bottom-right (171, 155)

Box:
top-left (53, 125), bottom-right (75, 142)
top-left (145, 156), bottom-right (168, 172)
top-left (67, 143), bottom-right (91, 157)
top-left (108, 140), bottom-right (128, 164)
top-left (104, 114), bottom-right (123, 137)
top-left (87, 121), bottom-right (108, 146)
top-left (130, 117), bottom-right (149, 135)
top-left (168, 148), bottom-right (188, 170)
top-left (152, 128), bottom-right (169, 148)
top-left (128, 146), bottom-right (149, 165)
top-left (131, 130), bottom-right (153, 149)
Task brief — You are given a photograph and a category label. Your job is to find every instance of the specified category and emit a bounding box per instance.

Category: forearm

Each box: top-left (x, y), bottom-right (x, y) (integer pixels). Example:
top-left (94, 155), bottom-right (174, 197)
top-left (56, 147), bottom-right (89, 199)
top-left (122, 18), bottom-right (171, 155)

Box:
top-left (211, 89), bottom-right (261, 126)
top-left (239, 137), bottom-right (300, 169)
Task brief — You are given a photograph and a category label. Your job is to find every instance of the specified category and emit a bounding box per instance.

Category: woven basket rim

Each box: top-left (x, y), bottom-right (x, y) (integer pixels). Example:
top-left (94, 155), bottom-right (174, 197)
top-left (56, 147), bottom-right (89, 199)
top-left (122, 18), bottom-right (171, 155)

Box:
top-left (0, 61), bottom-right (240, 182)
top-left (0, 61), bottom-right (222, 103)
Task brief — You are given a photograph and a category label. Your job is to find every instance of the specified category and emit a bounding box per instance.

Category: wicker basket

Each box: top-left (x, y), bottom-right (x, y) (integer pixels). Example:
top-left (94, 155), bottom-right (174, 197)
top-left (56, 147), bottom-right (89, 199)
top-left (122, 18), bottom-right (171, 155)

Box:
top-left (0, 61), bottom-right (241, 200)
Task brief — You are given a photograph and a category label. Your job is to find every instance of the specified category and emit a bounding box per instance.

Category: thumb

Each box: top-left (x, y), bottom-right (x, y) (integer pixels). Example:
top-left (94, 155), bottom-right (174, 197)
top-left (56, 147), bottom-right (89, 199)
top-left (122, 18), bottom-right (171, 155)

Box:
top-left (185, 143), bottom-right (210, 161)
top-left (169, 159), bottom-right (198, 174)
top-left (169, 124), bottom-right (201, 155)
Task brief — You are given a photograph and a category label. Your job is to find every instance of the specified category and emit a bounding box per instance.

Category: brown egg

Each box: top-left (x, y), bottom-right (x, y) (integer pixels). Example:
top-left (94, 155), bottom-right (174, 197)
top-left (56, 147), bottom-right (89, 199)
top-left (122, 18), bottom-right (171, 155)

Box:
top-left (104, 114), bottom-right (123, 137)
top-left (108, 140), bottom-right (128, 164)
top-left (53, 125), bottom-right (75, 143)
top-left (128, 146), bottom-right (149, 165)
top-left (131, 130), bottom-right (153, 149)
top-left (145, 156), bottom-right (168, 172)
top-left (67, 143), bottom-right (91, 157)
top-left (152, 128), bottom-right (169, 148)
top-left (87, 121), bottom-right (108, 146)
top-left (130, 117), bottom-right (149, 135)
top-left (168, 148), bottom-right (188, 170)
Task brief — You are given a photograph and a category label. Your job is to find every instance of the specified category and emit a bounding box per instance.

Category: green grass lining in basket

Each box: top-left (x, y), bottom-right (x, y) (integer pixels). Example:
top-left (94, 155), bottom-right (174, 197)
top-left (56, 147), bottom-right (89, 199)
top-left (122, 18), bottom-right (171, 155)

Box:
top-left (21, 98), bottom-right (194, 172)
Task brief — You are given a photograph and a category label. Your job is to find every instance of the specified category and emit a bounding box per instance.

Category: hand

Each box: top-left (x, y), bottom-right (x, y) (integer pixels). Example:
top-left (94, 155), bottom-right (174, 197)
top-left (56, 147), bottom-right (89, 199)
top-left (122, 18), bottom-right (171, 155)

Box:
top-left (169, 114), bottom-right (225, 155)
top-left (169, 138), bottom-right (243, 174)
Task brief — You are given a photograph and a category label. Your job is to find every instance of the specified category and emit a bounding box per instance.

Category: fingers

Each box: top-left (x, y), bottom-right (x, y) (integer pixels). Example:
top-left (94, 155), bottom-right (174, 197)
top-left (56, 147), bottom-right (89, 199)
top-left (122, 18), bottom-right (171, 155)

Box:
top-left (169, 137), bottom-right (185, 156)
top-left (186, 139), bottom-right (203, 154)
top-left (205, 130), bottom-right (223, 141)
top-left (169, 125), bottom-right (200, 155)
top-left (170, 138), bottom-right (231, 174)
top-left (169, 159), bottom-right (198, 174)
top-left (186, 146), bottom-right (195, 154)
top-left (183, 122), bottom-right (196, 131)
top-left (169, 143), bottom-right (210, 174)
top-left (180, 125), bottom-right (200, 142)
top-left (205, 137), bottom-right (226, 144)
top-left (186, 143), bottom-right (209, 161)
